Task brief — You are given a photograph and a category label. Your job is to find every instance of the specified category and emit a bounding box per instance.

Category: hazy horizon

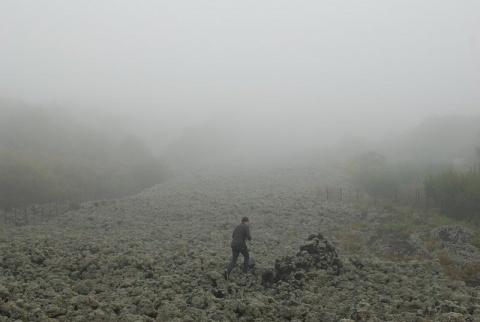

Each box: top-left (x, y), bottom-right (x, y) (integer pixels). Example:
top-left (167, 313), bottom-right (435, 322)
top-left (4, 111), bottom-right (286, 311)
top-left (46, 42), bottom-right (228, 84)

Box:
top-left (1, 1), bottom-right (479, 153)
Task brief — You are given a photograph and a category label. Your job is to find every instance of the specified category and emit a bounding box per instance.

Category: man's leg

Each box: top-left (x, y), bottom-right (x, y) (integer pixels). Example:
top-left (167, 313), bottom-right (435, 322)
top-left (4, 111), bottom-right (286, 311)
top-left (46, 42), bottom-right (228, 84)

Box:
top-left (240, 247), bottom-right (249, 273)
top-left (227, 247), bottom-right (240, 275)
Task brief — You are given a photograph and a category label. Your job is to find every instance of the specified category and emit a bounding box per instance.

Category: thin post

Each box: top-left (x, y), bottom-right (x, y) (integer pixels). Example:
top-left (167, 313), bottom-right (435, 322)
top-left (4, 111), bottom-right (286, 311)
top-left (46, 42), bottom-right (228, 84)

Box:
top-left (425, 186), bottom-right (429, 207)
top-left (31, 205), bottom-right (36, 225)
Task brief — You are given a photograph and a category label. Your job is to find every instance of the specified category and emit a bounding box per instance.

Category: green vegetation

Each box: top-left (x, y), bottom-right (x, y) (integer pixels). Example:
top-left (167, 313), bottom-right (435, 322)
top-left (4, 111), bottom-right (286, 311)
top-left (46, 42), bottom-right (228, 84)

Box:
top-left (346, 149), bottom-right (480, 220)
top-left (0, 152), bottom-right (56, 210)
top-left (0, 99), bottom-right (169, 210)
top-left (471, 236), bottom-right (480, 249)
top-left (424, 169), bottom-right (480, 221)
top-left (334, 207), bottom-right (480, 285)
top-left (344, 114), bottom-right (480, 209)
top-left (345, 151), bottom-right (437, 205)
top-left (437, 251), bottom-right (480, 287)
top-left (338, 116), bottom-right (480, 285)
top-left (345, 151), bottom-right (398, 198)
top-left (379, 219), bottom-right (410, 233)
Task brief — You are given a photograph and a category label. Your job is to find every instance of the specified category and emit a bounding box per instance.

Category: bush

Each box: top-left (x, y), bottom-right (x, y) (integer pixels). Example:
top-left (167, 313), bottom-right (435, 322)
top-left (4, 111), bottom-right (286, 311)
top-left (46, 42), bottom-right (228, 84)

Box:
top-left (0, 152), bottom-right (57, 209)
top-left (424, 169), bottom-right (480, 221)
top-left (346, 151), bottom-right (398, 198)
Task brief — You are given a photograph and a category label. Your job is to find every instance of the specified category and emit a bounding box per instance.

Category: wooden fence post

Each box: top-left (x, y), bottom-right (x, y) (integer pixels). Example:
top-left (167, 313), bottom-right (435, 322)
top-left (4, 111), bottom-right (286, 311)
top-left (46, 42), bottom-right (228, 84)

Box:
top-left (31, 205), bottom-right (35, 225)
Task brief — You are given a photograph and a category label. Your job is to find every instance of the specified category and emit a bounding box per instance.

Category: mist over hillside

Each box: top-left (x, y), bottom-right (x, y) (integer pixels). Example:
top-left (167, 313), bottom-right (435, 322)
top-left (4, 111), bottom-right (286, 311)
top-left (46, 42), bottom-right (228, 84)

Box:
top-left (1, 1), bottom-right (478, 162)
top-left (163, 111), bottom-right (480, 170)
top-left (2, 95), bottom-right (479, 173)
top-left (0, 98), bottom-right (169, 209)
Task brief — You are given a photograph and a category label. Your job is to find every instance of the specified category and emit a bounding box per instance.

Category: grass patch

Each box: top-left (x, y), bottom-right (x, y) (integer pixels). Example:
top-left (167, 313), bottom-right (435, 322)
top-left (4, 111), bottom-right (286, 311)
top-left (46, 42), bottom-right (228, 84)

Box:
top-left (437, 252), bottom-right (480, 286)
top-left (333, 232), bottom-right (366, 253)
top-left (459, 262), bottom-right (480, 286)
top-left (350, 221), bottom-right (373, 231)
top-left (426, 214), bottom-right (455, 227)
top-left (382, 251), bottom-right (415, 263)
top-left (423, 235), bottom-right (441, 252)
top-left (437, 251), bottom-right (455, 267)
top-left (339, 199), bottom-right (480, 285)
top-left (379, 220), bottom-right (410, 233)
top-left (471, 236), bottom-right (480, 249)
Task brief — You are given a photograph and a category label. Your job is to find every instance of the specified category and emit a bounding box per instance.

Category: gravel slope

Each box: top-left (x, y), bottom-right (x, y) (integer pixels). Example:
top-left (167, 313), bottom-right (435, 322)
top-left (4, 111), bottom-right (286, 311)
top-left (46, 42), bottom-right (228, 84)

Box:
top-left (1, 162), bottom-right (479, 321)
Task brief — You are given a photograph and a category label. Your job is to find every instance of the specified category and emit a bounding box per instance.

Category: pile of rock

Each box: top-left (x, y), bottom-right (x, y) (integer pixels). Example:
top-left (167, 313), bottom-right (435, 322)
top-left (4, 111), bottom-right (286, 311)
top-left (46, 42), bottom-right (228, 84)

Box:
top-left (261, 233), bottom-right (343, 284)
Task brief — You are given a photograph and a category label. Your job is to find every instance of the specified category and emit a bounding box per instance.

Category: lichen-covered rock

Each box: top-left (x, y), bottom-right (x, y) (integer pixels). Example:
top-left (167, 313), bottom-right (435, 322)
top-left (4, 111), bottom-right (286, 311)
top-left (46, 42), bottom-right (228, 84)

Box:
top-left (1, 164), bottom-right (480, 321)
top-left (431, 225), bottom-right (477, 245)
top-left (262, 233), bottom-right (342, 284)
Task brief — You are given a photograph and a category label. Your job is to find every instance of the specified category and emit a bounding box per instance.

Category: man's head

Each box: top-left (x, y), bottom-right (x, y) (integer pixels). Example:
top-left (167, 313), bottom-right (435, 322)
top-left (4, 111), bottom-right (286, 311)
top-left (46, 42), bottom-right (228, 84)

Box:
top-left (241, 216), bottom-right (250, 224)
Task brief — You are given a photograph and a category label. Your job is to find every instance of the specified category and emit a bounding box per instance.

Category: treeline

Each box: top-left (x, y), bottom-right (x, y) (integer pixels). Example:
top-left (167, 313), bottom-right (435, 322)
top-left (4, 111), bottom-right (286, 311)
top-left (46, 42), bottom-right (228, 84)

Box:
top-left (0, 99), bottom-right (169, 211)
top-left (345, 151), bottom-right (444, 198)
top-left (347, 151), bottom-right (480, 221)
top-left (345, 114), bottom-right (480, 222)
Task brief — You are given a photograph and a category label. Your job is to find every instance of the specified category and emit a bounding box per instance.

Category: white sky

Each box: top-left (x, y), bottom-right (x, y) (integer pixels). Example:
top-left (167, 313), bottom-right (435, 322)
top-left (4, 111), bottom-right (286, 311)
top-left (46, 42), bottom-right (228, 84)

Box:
top-left (1, 1), bottom-right (479, 150)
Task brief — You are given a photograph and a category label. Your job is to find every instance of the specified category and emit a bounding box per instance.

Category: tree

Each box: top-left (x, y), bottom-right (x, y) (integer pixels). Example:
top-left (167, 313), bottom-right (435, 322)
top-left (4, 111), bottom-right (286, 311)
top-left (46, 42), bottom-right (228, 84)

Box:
top-left (346, 151), bottom-right (398, 197)
top-left (0, 152), bottom-right (56, 210)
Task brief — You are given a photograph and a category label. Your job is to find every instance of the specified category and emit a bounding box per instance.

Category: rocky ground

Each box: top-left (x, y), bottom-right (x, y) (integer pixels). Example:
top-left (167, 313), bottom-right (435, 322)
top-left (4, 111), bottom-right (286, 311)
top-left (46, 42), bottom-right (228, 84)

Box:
top-left (1, 160), bottom-right (480, 321)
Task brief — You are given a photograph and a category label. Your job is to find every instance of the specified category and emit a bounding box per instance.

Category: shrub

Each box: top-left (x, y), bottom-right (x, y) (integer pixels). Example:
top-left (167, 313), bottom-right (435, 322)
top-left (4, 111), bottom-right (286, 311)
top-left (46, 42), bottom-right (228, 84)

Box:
top-left (346, 151), bottom-right (398, 198)
top-left (471, 236), bottom-right (480, 249)
top-left (424, 169), bottom-right (480, 221)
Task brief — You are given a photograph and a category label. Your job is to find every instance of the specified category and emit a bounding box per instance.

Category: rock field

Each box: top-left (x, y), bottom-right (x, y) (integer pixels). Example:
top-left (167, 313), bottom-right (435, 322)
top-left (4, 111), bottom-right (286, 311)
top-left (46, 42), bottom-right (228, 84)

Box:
top-left (1, 160), bottom-right (480, 321)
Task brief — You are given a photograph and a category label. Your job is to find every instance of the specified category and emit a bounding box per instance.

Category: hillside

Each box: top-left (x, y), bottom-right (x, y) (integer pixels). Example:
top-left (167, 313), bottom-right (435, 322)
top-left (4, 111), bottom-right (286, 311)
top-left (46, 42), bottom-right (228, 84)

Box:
top-left (0, 98), bottom-right (169, 209)
top-left (1, 162), bottom-right (479, 321)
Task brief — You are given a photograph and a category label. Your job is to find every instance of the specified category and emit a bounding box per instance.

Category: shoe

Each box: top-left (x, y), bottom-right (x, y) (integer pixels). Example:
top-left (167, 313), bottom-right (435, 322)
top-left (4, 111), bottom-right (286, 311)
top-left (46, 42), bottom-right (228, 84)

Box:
top-left (224, 269), bottom-right (230, 280)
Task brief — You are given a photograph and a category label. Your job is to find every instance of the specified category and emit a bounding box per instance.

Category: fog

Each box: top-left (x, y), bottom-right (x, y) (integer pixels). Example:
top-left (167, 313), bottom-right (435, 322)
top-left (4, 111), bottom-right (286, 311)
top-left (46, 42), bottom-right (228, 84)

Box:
top-left (1, 1), bottom-right (479, 160)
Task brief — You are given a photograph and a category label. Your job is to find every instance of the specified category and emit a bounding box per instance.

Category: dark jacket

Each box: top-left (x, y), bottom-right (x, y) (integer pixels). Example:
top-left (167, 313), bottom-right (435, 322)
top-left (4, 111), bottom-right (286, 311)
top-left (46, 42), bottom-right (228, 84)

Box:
top-left (231, 223), bottom-right (251, 248)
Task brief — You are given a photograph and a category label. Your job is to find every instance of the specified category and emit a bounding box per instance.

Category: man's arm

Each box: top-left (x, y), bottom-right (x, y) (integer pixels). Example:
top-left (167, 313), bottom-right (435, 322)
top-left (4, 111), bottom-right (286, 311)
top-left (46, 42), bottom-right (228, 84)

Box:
top-left (246, 226), bottom-right (252, 241)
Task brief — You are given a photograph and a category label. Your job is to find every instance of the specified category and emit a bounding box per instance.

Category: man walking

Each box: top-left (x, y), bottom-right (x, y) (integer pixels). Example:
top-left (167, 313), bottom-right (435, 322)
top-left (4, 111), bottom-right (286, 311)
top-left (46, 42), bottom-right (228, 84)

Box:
top-left (225, 216), bottom-right (251, 280)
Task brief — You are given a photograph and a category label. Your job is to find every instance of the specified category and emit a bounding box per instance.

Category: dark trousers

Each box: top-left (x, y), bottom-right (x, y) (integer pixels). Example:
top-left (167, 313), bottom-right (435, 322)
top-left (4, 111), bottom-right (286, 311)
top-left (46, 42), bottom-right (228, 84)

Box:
top-left (227, 244), bottom-right (249, 273)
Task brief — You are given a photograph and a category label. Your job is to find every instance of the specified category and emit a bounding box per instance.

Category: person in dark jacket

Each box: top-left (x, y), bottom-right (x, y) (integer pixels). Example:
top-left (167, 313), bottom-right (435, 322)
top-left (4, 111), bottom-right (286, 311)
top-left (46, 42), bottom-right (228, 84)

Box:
top-left (225, 216), bottom-right (251, 280)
